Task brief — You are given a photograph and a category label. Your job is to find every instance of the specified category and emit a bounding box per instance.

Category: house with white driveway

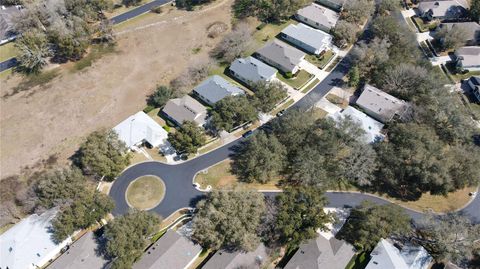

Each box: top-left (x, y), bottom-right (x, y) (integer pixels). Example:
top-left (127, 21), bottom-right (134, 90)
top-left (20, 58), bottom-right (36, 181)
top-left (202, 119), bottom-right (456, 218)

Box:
top-left (454, 46), bottom-right (480, 71)
top-left (255, 39), bottom-right (306, 74)
top-left (366, 239), bottom-right (432, 269)
top-left (113, 111), bottom-right (169, 150)
top-left (0, 209), bottom-right (72, 269)
top-left (193, 75), bottom-right (245, 106)
top-left (295, 3), bottom-right (339, 32)
top-left (229, 56), bottom-right (278, 86)
top-left (133, 230), bottom-right (202, 269)
top-left (331, 106), bottom-right (385, 143)
top-left (355, 84), bottom-right (409, 123)
top-left (162, 95), bottom-right (208, 127)
top-left (281, 23), bottom-right (333, 55)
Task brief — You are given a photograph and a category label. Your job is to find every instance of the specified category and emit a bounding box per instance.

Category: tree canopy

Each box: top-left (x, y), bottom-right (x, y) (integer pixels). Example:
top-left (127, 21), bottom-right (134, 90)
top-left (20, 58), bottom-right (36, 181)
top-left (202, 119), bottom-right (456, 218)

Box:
top-left (250, 81), bottom-right (288, 113)
top-left (168, 120), bottom-right (206, 154)
top-left (275, 186), bottom-right (334, 246)
top-left (77, 129), bottom-right (131, 181)
top-left (192, 190), bottom-right (266, 251)
top-left (211, 95), bottom-right (258, 131)
top-left (104, 210), bottom-right (161, 269)
top-left (232, 0), bottom-right (311, 22)
top-left (231, 131), bottom-right (286, 183)
top-left (147, 85), bottom-right (176, 108)
top-left (337, 201), bottom-right (411, 250)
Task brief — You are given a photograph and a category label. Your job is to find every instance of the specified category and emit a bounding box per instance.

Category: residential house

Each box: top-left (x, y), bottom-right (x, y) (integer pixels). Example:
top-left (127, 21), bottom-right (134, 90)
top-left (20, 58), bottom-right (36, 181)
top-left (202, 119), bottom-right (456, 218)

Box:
top-left (436, 22), bottom-right (480, 46)
top-left (467, 76), bottom-right (480, 102)
top-left (366, 239), bottom-right (432, 269)
top-left (193, 75), bottom-right (245, 106)
top-left (295, 3), bottom-right (339, 32)
top-left (162, 95), bottom-right (208, 127)
top-left (0, 209), bottom-right (72, 269)
top-left (284, 235), bottom-right (356, 269)
top-left (203, 244), bottom-right (268, 269)
top-left (229, 56), bottom-right (277, 86)
top-left (331, 106), bottom-right (385, 143)
top-left (280, 23), bottom-right (333, 55)
top-left (418, 0), bottom-right (467, 21)
top-left (113, 111), bottom-right (169, 150)
top-left (454, 46), bottom-right (480, 71)
top-left (255, 39), bottom-right (306, 74)
top-left (0, 5), bottom-right (22, 45)
top-left (315, 0), bottom-right (345, 11)
top-left (132, 230), bottom-right (202, 269)
top-left (355, 84), bottom-right (409, 123)
top-left (48, 232), bottom-right (109, 269)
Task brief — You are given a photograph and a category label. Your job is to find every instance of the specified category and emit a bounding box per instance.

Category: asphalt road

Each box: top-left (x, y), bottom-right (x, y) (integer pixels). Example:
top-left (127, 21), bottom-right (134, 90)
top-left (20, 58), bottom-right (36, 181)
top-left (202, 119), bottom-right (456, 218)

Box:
top-left (0, 0), bottom-right (172, 72)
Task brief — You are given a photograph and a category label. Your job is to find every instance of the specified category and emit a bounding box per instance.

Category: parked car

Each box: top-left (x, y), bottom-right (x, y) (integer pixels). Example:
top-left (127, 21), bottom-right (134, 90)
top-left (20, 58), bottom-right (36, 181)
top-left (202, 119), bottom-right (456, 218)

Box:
top-left (276, 109), bottom-right (286, 117)
top-left (242, 130), bottom-right (254, 138)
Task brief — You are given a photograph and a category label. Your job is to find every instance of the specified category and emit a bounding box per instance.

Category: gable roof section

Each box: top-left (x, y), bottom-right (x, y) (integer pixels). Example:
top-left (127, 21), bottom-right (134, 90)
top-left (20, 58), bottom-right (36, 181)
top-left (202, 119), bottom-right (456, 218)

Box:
top-left (229, 56), bottom-right (277, 83)
top-left (133, 230), bottom-right (202, 269)
top-left (281, 23), bottom-right (332, 51)
top-left (284, 235), bottom-right (356, 269)
top-left (296, 3), bottom-right (339, 29)
top-left (356, 84), bottom-right (408, 122)
top-left (0, 209), bottom-right (72, 269)
top-left (162, 95), bottom-right (207, 126)
top-left (418, 0), bottom-right (467, 18)
top-left (203, 243), bottom-right (268, 269)
top-left (48, 232), bottom-right (109, 269)
top-left (256, 39), bottom-right (305, 72)
top-left (331, 106), bottom-right (385, 144)
top-left (366, 239), bottom-right (432, 269)
top-left (193, 75), bottom-right (244, 104)
top-left (113, 111), bottom-right (168, 148)
top-left (455, 46), bottom-right (480, 67)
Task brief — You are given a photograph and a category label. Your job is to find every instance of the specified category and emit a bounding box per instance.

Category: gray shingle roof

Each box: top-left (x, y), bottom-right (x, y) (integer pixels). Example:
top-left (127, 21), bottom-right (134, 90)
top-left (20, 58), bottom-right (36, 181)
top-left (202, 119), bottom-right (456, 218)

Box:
top-left (418, 0), bottom-right (467, 18)
top-left (255, 39), bottom-right (305, 73)
top-left (284, 235), bottom-right (356, 269)
top-left (133, 230), bottom-right (202, 269)
top-left (193, 75), bottom-right (244, 105)
top-left (0, 5), bottom-right (22, 41)
top-left (295, 3), bottom-right (339, 29)
top-left (162, 95), bottom-right (207, 126)
top-left (455, 46), bottom-right (480, 67)
top-left (203, 244), bottom-right (268, 269)
top-left (356, 84), bottom-right (408, 123)
top-left (229, 56), bottom-right (277, 84)
top-left (281, 23), bottom-right (332, 51)
top-left (48, 232), bottom-right (109, 269)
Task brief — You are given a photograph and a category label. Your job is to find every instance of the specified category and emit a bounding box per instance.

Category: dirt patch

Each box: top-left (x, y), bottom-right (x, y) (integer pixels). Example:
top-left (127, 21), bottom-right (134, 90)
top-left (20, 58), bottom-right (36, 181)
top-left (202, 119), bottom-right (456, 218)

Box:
top-left (0, 0), bottom-right (233, 179)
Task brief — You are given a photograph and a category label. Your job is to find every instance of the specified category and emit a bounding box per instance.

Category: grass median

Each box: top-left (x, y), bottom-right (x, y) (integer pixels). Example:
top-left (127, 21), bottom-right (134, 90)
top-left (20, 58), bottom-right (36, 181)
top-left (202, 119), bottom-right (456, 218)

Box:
top-left (126, 175), bottom-right (166, 210)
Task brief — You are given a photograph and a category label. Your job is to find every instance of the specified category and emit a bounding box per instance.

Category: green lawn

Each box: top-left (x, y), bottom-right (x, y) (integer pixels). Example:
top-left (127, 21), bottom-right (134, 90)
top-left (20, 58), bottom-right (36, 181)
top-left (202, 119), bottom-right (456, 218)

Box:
top-left (411, 16), bottom-right (438, 33)
top-left (301, 78), bottom-right (320, 93)
top-left (325, 56), bottom-right (342, 72)
top-left (276, 69), bottom-right (313, 90)
top-left (444, 62), bottom-right (480, 82)
top-left (326, 93), bottom-right (348, 108)
top-left (126, 175), bottom-right (165, 210)
top-left (272, 98), bottom-right (294, 115)
top-left (345, 252), bottom-right (370, 269)
top-left (250, 19), bottom-right (297, 53)
top-left (0, 42), bottom-right (18, 62)
top-left (305, 50), bottom-right (335, 69)
top-left (71, 44), bottom-right (117, 72)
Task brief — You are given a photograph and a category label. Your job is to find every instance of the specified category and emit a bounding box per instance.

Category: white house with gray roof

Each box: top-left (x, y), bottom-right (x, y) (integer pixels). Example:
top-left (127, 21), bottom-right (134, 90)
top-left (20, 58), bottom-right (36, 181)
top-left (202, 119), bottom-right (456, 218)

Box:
top-left (229, 56), bottom-right (277, 86)
top-left (418, 0), bottom-right (467, 20)
top-left (295, 3), bottom-right (339, 32)
top-left (454, 46), bottom-right (480, 71)
top-left (284, 235), bottom-right (356, 269)
top-left (281, 23), bottom-right (333, 55)
top-left (133, 230), bottom-right (202, 269)
top-left (162, 95), bottom-right (208, 127)
top-left (366, 239), bottom-right (432, 269)
top-left (193, 75), bottom-right (245, 106)
top-left (356, 84), bottom-right (409, 123)
top-left (203, 243), bottom-right (268, 269)
top-left (255, 39), bottom-right (306, 74)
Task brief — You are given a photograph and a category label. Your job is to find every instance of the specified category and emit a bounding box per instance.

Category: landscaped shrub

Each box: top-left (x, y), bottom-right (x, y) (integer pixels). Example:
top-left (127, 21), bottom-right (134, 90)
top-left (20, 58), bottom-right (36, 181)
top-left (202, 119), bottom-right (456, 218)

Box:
top-left (143, 105), bottom-right (155, 113)
top-left (285, 72), bottom-right (293, 79)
